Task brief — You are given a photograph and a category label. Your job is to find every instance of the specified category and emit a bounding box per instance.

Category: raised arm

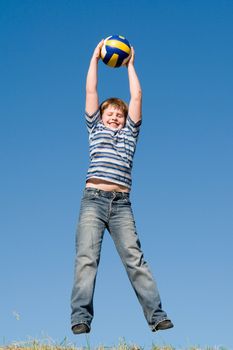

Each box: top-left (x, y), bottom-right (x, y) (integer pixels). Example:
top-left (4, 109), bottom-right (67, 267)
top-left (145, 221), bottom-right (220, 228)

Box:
top-left (127, 47), bottom-right (142, 124)
top-left (85, 40), bottom-right (104, 115)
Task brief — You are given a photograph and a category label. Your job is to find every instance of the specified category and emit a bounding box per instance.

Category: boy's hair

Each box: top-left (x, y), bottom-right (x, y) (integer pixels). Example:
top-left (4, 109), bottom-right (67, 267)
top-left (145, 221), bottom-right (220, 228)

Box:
top-left (100, 98), bottom-right (128, 119)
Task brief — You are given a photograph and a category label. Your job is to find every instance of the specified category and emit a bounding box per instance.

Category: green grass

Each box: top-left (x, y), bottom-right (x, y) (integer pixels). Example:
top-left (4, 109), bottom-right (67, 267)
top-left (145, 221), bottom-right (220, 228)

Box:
top-left (0, 342), bottom-right (228, 350)
top-left (0, 336), bottom-right (229, 350)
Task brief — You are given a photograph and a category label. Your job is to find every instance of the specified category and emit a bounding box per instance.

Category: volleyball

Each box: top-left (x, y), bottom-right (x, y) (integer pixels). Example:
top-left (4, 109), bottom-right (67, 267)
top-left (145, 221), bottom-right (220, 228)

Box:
top-left (101, 35), bottom-right (131, 68)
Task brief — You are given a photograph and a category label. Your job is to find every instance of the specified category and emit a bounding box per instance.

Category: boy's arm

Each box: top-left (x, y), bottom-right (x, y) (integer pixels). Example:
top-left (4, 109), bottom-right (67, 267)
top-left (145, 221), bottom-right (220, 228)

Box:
top-left (127, 47), bottom-right (142, 124)
top-left (85, 40), bottom-right (103, 115)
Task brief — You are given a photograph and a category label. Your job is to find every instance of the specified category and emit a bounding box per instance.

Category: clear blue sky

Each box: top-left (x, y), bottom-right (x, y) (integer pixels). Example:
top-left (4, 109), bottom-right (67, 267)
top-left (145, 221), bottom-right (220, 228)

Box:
top-left (1, 0), bottom-right (232, 349)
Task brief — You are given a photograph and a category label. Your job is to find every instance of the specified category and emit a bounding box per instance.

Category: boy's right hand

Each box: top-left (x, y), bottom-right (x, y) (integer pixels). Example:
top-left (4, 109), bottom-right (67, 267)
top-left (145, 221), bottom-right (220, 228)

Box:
top-left (91, 40), bottom-right (104, 61)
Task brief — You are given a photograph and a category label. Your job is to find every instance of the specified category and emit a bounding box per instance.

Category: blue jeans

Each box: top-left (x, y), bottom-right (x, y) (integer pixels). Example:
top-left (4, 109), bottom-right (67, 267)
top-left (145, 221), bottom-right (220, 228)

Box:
top-left (71, 188), bottom-right (169, 331)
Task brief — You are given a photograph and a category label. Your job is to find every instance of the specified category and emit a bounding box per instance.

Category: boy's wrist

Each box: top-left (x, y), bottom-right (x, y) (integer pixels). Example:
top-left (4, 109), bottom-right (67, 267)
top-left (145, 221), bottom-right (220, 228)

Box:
top-left (90, 56), bottom-right (100, 65)
top-left (127, 62), bottom-right (135, 70)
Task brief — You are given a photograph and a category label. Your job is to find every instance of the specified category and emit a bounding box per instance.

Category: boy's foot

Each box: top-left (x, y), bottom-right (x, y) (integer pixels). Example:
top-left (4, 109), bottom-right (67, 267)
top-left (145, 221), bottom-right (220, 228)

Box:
top-left (72, 323), bottom-right (90, 334)
top-left (153, 319), bottom-right (174, 332)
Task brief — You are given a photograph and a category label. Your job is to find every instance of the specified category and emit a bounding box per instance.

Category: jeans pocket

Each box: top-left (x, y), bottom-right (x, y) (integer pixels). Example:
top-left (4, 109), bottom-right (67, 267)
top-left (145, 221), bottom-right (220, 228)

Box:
top-left (83, 189), bottom-right (98, 201)
top-left (118, 197), bottom-right (131, 205)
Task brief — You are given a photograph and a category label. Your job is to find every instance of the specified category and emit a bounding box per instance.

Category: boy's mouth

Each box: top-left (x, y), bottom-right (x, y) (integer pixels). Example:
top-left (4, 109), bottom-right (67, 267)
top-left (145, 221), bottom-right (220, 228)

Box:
top-left (108, 122), bottom-right (119, 128)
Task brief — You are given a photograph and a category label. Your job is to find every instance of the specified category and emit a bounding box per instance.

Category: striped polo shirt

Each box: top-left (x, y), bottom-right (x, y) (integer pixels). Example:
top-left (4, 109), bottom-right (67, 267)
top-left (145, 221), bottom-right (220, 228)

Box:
top-left (85, 109), bottom-right (141, 190)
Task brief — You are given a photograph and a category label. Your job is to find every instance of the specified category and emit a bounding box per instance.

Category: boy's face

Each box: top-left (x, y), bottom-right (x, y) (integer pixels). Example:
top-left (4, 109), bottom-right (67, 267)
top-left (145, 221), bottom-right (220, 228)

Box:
top-left (101, 105), bottom-right (125, 130)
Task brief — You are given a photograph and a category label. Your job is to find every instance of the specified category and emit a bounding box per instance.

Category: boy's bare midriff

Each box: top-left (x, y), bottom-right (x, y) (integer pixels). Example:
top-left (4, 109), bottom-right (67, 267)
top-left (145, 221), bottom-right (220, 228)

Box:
top-left (86, 178), bottom-right (130, 193)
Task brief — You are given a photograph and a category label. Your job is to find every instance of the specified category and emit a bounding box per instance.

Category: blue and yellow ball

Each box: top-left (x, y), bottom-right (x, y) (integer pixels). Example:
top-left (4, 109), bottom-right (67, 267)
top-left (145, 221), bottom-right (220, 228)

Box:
top-left (101, 35), bottom-right (131, 68)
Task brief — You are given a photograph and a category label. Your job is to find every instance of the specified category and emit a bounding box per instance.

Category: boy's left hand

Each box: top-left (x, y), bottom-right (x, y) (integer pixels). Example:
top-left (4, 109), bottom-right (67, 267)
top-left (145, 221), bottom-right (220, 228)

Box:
top-left (125, 46), bottom-right (135, 67)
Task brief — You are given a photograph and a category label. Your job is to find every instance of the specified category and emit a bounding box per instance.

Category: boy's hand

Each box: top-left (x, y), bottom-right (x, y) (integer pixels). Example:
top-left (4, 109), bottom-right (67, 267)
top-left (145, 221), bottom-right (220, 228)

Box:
top-left (91, 40), bottom-right (104, 61)
top-left (126, 46), bottom-right (135, 67)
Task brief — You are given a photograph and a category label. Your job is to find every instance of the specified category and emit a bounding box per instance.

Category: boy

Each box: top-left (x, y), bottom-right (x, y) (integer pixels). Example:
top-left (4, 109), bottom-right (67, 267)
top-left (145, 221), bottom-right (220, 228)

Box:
top-left (71, 40), bottom-right (173, 334)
